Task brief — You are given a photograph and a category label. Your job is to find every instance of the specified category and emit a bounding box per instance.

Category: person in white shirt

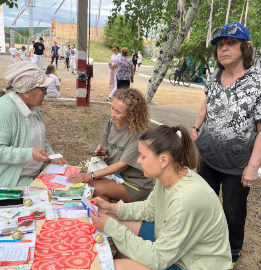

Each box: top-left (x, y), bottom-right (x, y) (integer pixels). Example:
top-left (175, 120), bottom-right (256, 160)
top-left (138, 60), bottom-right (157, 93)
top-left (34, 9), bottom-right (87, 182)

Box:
top-left (45, 64), bottom-right (60, 99)
top-left (18, 46), bottom-right (27, 61)
top-left (108, 45), bottom-right (121, 101)
top-left (137, 51), bottom-right (143, 71)
top-left (29, 41), bottom-right (35, 61)
top-left (70, 44), bottom-right (77, 74)
top-left (9, 43), bottom-right (17, 63)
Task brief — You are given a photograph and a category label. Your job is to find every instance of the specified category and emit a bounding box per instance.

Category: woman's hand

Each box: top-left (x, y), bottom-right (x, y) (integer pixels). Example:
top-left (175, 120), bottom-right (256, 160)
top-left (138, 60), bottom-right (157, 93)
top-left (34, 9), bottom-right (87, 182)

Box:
top-left (92, 197), bottom-right (120, 215)
top-left (90, 211), bottom-right (110, 232)
top-left (94, 145), bottom-right (108, 159)
top-left (91, 197), bottom-right (111, 214)
top-left (241, 165), bottom-right (258, 188)
top-left (50, 158), bottom-right (68, 166)
top-left (67, 173), bottom-right (92, 183)
top-left (32, 148), bottom-right (49, 162)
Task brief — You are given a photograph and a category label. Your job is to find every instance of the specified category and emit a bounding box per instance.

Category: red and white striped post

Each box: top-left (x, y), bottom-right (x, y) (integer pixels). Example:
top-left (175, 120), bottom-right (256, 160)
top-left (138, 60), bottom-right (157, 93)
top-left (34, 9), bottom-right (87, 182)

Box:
top-left (76, 51), bottom-right (87, 106)
top-left (76, 0), bottom-right (87, 106)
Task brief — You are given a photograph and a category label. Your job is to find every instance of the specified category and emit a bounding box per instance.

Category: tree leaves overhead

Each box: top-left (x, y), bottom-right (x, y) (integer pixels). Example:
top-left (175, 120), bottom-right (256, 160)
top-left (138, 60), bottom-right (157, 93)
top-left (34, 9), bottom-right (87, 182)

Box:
top-left (109, 0), bottom-right (179, 38)
top-left (0, 0), bottom-right (18, 8)
top-left (104, 14), bottom-right (144, 52)
top-left (179, 0), bottom-right (261, 64)
top-left (110, 0), bottom-right (261, 62)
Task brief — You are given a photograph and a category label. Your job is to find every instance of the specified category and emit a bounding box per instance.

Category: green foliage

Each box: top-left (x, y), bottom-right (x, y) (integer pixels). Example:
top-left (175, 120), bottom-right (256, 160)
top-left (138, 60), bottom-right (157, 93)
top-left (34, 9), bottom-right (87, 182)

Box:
top-left (111, 0), bottom-right (261, 66)
top-left (110, 0), bottom-right (179, 38)
top-left (104, 14), bottom-right (144, 52)
top-left (0, 0), bottom-right (18, 8)
top-left (177, 0), bottom-right (261, 68)
top-left (89, 41), bottom-right (113, 62)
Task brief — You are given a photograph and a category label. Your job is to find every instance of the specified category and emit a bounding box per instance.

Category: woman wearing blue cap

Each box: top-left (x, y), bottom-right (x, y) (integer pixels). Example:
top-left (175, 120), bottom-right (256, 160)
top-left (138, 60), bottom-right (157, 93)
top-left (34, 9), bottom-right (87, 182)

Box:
top-left (192, 22), bottom-right (261, 268)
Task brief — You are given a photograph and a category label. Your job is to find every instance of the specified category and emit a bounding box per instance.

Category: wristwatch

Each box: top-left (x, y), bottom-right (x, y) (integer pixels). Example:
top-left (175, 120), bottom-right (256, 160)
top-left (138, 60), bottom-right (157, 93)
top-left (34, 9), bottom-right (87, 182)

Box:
top-left (90, 172), bottom-right (95, 180)
top-left (192, 126), bottom-right (200, 132)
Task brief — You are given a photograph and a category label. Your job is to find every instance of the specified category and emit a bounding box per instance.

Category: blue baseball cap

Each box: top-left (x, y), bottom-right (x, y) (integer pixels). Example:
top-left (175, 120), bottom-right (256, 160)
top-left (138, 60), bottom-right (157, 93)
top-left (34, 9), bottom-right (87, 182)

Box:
top-left (211, 22), bottom-right (250, 45)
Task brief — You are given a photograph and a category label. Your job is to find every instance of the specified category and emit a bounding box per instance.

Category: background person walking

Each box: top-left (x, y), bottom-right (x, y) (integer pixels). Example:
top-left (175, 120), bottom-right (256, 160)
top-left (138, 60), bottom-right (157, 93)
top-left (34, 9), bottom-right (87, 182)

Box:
top-left (137, 51), bottom-right (143, 71)
top-left (108, 45), bottom-right (121, 100)
top-left (114, 47), bottom-right (134, 90)
top-left (28, 41), bottom-right (35, 61)
top-left (64, 45), bottom-right (71, 71)
top-left (32, 37), bottom-right (45, 70)
top-left (131, 50), bottom-right (138, 73)
top-left (9, 43), bottom-right (17, 63)
top-left (70, 44), bottom-right (77, 74)
top-left (51, 41), bottom-right (59, 69)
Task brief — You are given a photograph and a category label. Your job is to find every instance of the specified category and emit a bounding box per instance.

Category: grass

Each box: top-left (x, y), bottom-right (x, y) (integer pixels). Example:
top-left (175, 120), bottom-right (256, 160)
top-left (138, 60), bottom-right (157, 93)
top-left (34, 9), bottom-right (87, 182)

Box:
top-left (89, 41), bottom-right (155, 66)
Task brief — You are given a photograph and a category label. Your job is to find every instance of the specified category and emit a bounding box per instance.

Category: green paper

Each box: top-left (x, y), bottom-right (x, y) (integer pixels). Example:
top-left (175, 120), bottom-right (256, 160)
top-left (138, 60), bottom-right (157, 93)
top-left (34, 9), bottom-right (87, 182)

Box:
top-left (0, 189), bottom-right (23, 199)
top-left (53, 185), bottom-right (84, 198)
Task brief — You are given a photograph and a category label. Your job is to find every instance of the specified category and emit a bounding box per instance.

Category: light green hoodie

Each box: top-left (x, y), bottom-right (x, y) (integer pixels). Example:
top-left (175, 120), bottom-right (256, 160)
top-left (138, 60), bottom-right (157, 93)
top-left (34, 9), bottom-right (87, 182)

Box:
top-left (104, 169), bottom-right (232, 270)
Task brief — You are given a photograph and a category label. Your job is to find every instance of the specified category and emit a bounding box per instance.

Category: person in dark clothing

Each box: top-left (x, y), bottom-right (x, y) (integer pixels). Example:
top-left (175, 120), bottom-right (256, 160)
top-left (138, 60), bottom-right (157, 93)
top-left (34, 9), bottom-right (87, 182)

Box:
top-left (64, 45), bottom-right (71, 71)
top-left (32, 37), bottom-right (45, 70)
top-left (131, 51), bottom-right (138, 73)
top-left (51, 41), bottom-right (59, 69)
top-left (174, 56), bottom-right (187, 84)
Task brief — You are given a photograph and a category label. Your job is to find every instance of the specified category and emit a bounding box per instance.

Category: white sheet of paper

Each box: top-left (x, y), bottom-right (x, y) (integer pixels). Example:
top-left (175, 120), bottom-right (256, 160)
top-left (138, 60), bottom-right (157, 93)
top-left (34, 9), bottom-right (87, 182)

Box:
top-left (46, 164), bottom-right (67, 174)
top-left (0, 244), bottom-right (29, 261)
top-left (0, 208), bottom-right (20, 219)
top-left (50, 175), bottom-right (74, 187)
top-left (66, 210), bottom-right (87, 218)
top-left (49, 153), bottom-right (63, 159)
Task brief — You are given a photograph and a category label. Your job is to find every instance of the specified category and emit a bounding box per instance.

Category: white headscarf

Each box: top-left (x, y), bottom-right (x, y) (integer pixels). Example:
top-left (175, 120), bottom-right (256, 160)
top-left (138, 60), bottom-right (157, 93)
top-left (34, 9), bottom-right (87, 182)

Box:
top-left (5, 61), bottom-right (52, 93)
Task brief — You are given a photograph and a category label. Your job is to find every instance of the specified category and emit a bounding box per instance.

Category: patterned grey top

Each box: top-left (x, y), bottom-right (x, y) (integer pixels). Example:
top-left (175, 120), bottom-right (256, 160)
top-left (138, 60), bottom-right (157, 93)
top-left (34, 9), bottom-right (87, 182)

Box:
top-left (115, 56), bottom-right (133, 80)
top-left (196, 67), bottom-right (261, 175)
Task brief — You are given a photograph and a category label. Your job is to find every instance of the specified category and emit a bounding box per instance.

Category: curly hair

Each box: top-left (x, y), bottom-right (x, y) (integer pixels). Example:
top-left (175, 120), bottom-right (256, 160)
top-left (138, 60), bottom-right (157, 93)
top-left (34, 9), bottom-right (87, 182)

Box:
top-left (113, 88), bottom-right (150, 136)
top-left (213, 40), bottom-right (253, 70)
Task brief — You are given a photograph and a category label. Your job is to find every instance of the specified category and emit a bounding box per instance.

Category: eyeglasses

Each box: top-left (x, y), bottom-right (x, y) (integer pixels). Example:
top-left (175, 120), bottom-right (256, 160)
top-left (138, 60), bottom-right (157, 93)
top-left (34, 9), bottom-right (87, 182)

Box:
top-left (39, 87), bottom-right (47, 94)
top-left (213, 24), bottom-right (248, 40)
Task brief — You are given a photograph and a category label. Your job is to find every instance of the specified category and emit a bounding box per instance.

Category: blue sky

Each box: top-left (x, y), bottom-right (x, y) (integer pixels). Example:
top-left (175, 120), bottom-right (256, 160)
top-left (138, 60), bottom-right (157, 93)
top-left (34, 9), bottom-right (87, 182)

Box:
top-left (3, 0), bottom-right (114, 28)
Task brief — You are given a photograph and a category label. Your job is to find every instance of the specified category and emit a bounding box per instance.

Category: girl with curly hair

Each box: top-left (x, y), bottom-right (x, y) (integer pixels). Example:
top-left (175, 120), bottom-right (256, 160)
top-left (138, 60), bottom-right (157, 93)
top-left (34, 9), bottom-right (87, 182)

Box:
top-left (68, 88), bottom-right (153, 202)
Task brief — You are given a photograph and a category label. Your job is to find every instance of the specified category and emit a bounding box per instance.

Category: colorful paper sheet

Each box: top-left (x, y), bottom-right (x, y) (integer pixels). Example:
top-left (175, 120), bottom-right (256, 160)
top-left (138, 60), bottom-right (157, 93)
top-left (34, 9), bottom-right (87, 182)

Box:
top-left (30, 166), bottom-right (82, 190)
top-left (31, 219), bottom-right (97, 270)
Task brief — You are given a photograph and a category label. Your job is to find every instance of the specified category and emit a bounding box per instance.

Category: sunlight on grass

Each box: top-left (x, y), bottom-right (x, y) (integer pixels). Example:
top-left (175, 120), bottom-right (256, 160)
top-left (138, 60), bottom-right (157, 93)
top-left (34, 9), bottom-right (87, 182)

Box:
top-left (89, 41), bottom-right (155, 66)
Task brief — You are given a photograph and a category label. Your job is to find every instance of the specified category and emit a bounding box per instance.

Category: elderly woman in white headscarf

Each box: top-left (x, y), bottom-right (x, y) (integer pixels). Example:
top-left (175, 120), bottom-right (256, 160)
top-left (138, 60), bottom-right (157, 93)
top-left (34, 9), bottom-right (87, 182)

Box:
top-left (0, 61), bottom-right (67, 187)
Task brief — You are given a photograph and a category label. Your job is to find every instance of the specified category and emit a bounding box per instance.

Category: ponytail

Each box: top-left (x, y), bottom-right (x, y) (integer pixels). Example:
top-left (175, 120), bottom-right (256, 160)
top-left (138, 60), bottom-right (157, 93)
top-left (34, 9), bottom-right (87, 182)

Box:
top-left (177, 125), bottom-right (199, 170)
top-left (140, 125), bottom-right (199, 171)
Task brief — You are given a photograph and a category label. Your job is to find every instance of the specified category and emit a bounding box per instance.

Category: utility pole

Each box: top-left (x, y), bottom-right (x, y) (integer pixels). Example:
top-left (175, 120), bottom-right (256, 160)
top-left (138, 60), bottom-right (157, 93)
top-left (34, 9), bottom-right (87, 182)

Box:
top-left (26, 0), bottom-right (35, 41)
top-left (0, 5), bottom-right (6, 54)
top-left (76, 0), bottom-right (88, 106)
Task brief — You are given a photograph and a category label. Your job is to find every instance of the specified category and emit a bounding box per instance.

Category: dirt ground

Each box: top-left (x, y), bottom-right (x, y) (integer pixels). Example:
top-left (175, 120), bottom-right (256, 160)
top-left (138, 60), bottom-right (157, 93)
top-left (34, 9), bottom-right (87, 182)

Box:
top-left (0, 55), bottom-right (260, 270)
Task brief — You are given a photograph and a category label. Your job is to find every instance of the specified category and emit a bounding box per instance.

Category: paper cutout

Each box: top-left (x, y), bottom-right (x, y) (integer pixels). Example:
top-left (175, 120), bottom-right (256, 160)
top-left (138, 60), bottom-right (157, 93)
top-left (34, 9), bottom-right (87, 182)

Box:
top-left (0, 246), bottom-right (31, 266)
top-left (51, 175), bottom-right (74, 187)
top-left (45, 164), bottom-right (67, 174)
top-left (49, 153), bottom-right (63, 159)
top-left (32, 219), bottom-right (97, 270)
top-left (33, 166), bottom-right (82, 190)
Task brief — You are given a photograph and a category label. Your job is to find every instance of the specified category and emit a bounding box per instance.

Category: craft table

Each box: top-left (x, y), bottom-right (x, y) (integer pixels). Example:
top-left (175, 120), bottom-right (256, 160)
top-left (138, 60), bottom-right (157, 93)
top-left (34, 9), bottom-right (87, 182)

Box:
top-left (0, 186), bottom-right (114, 270)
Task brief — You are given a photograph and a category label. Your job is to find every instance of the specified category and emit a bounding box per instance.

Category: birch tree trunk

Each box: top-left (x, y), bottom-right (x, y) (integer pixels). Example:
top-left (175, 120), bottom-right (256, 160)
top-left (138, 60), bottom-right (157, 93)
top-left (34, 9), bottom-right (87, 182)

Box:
top-left (225, 0), bottom-right (232, 25)
top-left (145, 0), bottom-right (201, 105)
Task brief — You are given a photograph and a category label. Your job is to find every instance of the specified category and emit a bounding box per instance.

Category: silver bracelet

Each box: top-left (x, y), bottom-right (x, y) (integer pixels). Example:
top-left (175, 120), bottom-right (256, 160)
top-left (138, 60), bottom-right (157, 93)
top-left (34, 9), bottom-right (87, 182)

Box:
top-left (90, 172), bottom-right (95, 180)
